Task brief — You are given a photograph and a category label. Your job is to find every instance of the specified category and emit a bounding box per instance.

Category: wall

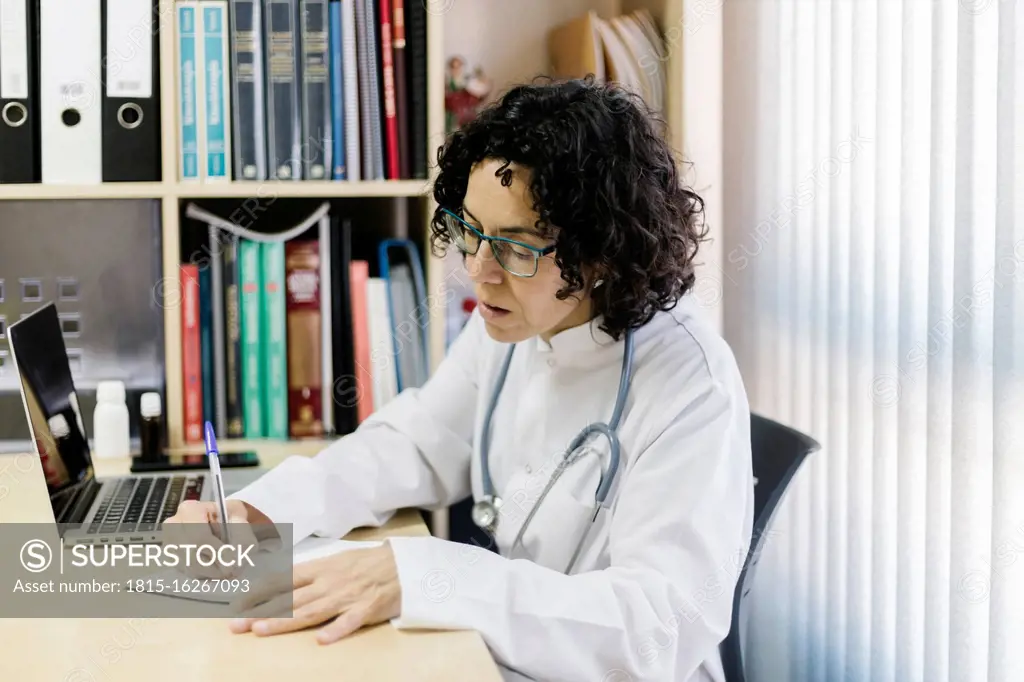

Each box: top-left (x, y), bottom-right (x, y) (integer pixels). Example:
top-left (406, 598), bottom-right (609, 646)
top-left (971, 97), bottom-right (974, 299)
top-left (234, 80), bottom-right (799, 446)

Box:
top-left (441, 0), bottom-right (621, 101)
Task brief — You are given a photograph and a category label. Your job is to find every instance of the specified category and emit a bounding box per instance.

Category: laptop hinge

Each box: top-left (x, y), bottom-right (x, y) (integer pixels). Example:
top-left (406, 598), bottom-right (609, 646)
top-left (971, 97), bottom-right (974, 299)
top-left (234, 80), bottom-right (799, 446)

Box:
top-left (62, 479), bottom-right (102, 526)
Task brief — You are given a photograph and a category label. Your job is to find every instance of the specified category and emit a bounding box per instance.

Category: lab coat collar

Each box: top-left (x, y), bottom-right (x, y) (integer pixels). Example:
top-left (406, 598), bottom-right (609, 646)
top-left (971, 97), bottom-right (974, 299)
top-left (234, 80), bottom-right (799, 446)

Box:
top-left (534, 315), bottom-right (619, 366)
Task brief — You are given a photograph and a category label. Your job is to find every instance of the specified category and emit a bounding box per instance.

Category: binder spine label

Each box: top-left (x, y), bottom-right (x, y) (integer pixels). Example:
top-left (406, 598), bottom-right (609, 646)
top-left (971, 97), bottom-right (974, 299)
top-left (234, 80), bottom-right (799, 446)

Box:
top-left (230, 0), bottom-right (266, 180)
top-left (105, 0), bottom-right (153, 98)
top-left (202, 3), bottom-right (230, 180)
top-left (177, 5), bottom-right (200, 180)
top-left (300, 0), bottom-right (330, 180)
top-left (0, 0), bottom-right (29, 98)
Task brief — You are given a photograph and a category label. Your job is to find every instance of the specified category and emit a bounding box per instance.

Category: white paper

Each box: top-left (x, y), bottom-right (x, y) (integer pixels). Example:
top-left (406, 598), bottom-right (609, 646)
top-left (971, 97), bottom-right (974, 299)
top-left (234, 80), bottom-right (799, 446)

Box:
top-left (139, 537), bottom-right (384, 603)
top-left (0, 0), bottom-right (29, 99)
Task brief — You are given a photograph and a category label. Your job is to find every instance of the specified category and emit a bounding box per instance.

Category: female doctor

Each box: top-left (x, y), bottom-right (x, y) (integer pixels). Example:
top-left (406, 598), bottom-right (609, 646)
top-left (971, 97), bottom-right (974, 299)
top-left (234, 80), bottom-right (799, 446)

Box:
top-left (166, 78), bottom-right (754, 682)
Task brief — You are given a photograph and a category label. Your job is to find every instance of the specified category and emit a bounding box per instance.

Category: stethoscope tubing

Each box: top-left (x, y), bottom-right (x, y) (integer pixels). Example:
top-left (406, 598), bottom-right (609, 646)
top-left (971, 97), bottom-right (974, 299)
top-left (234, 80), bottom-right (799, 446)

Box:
top-left (478, 327), bottom-right (636, 571)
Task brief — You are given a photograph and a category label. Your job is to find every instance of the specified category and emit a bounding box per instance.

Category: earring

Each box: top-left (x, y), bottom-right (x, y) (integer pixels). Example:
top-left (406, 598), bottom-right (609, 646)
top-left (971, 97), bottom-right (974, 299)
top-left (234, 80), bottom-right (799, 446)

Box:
top-left (593, 278), bottom-right (605, 288)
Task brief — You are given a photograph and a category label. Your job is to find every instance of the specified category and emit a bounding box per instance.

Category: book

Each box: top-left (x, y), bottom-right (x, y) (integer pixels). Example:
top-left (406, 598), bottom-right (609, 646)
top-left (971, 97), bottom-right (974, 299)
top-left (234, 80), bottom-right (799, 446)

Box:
top-left (261, 242), bottom-right (289, 438)
top-left (180, 265), bottom-right (203, 442)
top-left (222, 235), bottom-right (245, 437)
top-left (239, 239), bottom-right (264, 437)
top-left (285, 240), bottom-right (323, 437)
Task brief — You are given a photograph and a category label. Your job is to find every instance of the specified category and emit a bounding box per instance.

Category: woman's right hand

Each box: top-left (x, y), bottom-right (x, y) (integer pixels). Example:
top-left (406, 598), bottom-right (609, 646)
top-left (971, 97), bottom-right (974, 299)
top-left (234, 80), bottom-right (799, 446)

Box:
top-left (162, 499), bottom-right (263, 578)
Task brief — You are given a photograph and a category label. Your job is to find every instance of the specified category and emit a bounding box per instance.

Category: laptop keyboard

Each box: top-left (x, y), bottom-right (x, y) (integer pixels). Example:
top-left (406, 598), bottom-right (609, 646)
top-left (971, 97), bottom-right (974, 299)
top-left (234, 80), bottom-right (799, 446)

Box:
top-left (87, 475), bottom-right (204, 535)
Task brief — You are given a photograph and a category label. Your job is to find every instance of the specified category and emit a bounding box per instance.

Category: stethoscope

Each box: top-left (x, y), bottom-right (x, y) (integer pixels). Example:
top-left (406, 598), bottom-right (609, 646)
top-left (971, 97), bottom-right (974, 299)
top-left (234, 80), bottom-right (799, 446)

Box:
top-left (471, 328), bottom-right (635, 574)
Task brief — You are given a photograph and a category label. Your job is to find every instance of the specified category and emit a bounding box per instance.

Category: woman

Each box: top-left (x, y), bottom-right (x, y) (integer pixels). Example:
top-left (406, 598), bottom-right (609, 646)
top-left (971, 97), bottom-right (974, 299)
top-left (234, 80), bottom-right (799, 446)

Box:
top-left (167, 77), bottom-right (754, 682)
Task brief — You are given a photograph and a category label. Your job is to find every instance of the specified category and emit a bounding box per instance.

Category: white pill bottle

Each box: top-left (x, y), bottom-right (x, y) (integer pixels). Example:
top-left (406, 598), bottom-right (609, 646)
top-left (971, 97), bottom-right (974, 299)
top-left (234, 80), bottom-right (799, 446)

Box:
top-left (92, 380), bottom-right (131, 459)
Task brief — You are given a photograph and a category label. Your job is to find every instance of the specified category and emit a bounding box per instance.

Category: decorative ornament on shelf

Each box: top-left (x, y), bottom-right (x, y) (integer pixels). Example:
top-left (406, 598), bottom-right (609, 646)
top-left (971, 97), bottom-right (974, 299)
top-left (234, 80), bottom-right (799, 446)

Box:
top-left (445, 56), bottom-right (493, 133)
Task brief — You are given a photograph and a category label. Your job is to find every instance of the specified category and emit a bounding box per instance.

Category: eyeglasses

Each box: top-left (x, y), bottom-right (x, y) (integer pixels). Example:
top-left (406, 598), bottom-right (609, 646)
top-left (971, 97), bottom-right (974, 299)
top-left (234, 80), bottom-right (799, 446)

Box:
top-left (441, 208), bottom-right (555, 278)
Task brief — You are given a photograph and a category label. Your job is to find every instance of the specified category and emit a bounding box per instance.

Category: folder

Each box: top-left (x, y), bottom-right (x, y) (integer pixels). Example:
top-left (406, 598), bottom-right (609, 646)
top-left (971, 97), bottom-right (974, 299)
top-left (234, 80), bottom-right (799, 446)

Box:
top-left (0, 0), bottom-right (39, 183)
top-left (101, 0), bottom-right (161, 182)
top-left (378, 238), bottom-right (429, 392)
top-left (40, 0), bottom-right (103, 184)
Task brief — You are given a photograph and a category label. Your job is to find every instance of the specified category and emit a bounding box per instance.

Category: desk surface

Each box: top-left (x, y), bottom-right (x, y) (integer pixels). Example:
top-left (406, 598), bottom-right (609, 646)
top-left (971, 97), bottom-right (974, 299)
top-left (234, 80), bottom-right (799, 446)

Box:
top-left (0, 453), bottom-right (502, 682)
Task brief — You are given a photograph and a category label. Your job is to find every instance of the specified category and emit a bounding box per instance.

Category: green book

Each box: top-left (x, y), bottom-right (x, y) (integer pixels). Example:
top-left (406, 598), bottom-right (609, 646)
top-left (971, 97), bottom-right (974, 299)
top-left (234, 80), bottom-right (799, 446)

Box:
top-left (261, 242), bottom-right (289, 439)
top-left (239, 239), bottom-right (264, 438)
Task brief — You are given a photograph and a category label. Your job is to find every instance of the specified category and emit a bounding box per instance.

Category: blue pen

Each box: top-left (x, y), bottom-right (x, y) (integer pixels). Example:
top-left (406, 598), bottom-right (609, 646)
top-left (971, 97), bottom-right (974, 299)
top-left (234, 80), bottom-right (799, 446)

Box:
top-left (204, 421), bottom-right (231, 543)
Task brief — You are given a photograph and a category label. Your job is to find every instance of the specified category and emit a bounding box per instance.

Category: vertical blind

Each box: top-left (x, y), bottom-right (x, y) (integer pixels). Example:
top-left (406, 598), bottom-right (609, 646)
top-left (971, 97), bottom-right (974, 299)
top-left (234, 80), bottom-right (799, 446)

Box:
top-left (721, 1), bottom-right (1022, 681)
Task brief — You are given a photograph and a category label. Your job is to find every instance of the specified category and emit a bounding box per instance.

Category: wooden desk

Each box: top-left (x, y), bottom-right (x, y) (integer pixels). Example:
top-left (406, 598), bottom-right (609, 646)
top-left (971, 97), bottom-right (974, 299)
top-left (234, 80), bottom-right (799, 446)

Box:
top-left (0, 453), bottom-right (502, 682)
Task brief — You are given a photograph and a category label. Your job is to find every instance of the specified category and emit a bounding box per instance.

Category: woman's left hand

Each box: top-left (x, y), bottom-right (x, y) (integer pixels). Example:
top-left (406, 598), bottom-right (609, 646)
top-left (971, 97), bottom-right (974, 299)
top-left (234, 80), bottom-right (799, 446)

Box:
top-left (229, 543), bottom-right (402, 644)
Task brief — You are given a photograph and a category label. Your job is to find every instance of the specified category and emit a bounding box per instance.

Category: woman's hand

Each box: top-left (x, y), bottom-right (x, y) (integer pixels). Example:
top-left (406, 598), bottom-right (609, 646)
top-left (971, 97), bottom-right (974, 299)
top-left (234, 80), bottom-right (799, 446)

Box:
top-left (229, 543), bottom-right (402, 644)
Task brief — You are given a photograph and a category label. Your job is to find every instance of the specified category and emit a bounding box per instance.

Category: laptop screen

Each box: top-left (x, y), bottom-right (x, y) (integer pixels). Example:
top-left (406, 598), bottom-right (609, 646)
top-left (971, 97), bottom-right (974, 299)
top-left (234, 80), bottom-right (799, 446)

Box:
top-left (7, 303), bottom-right (95, 513)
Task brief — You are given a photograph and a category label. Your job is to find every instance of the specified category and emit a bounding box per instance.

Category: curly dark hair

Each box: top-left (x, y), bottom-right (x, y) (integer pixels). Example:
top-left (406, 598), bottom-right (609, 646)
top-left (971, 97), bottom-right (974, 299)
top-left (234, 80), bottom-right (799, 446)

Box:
top-left (429, 75), bottom-right (707, 341)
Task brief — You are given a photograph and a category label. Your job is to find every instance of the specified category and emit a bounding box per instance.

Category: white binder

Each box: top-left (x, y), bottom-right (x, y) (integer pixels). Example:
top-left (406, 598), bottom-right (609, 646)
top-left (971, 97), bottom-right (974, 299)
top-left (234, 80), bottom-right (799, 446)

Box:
top-left (40, 0), bottom-right (102, 184)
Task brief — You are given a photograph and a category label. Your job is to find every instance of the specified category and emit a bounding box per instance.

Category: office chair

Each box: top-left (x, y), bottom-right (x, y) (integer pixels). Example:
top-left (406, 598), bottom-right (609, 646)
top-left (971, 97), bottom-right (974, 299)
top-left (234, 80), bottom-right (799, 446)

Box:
top-left (719, 413), bottom-right (820, 682)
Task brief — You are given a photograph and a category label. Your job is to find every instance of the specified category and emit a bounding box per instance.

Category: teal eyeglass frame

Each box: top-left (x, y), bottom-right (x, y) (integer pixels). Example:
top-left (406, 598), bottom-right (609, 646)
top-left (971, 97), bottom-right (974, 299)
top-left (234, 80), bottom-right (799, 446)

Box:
top-left (441, 207), bottom-right (555, 278)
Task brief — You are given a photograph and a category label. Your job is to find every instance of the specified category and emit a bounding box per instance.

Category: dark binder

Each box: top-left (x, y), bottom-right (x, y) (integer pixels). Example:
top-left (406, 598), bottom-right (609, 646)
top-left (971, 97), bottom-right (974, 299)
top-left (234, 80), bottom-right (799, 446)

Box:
top-left (391, 0), bottom-right (409, 179)
top-left (0, 0), bottom-right (39, 183)
top-left (329, 216), bottom-right (357, 435)
top-left (404, 0), bottom-right (426, 180)
top-left (264, 0), bottom-right (302, 180)
top-left (100, 0), bottom-right (161, 182)
top-left (229, 0), bottom-right (268, 180)
top-left (299, 0), bottom-right (331, 180)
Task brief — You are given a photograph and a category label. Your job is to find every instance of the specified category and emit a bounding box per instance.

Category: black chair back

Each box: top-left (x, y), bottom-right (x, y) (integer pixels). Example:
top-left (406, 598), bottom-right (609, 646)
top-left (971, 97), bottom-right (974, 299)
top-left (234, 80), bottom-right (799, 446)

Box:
top-left (720, 413), bottom-right (820, 682)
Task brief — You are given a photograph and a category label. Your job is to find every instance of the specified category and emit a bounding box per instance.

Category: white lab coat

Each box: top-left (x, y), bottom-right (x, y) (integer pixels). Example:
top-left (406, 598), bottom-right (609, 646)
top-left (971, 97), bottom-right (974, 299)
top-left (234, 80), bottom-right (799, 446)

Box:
top-left (231, 293), bottom-right (754, 682)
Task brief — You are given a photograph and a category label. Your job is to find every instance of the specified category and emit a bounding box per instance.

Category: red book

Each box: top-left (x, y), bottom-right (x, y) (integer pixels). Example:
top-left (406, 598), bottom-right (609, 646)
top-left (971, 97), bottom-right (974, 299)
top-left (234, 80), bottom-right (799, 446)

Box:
top-left (348, 260), bottom-right (374, 423)
top-left (391, 0), bottom-right (410, 178)
top-left (285, 241), bottom-right (323, 438)
top-left (180, 265), bottom-right (203, 443)
top-left (378, 0), bottom-right (400, 179)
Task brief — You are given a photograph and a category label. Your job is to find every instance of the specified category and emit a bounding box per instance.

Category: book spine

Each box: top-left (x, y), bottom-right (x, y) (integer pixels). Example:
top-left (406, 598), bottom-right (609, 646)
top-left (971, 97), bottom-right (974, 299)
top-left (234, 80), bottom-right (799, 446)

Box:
top-left (198, 264), bottom-right (216, 429)
top-left (264, 0), bottom-right (301, 179)
top-left (229, 0), bottom-right (267, 180)
top-left (285, 240), bottom-right (323, 437)
top-left (201, 1), bottom-right (231, 181)
top-left (348, 259), bottom-right (373, 422)
top-left (328, 0), bottom-right (345, 179)
top-left (177, 2), bottom-right (200, 181)
top-left (261, 242), bottom-right (289, 439)
top-left (340, 0), bottom-right (360, 180)
top-left (300, 0), bottom-right (331, 180)
top-left (222, 236), bottom-right (245, 437)
top-left (209, 225), bottom-right (228, 435)
top-left (180, 265), bottom-right (203, 442)
top-left (239, 239), bottom-right (264, 438)
top-left (404, 0), bottom-right (425, 179)
top-left (377, 0), bottom-right (398, 179)
top-left (391, 0), bottom-right (408, 179)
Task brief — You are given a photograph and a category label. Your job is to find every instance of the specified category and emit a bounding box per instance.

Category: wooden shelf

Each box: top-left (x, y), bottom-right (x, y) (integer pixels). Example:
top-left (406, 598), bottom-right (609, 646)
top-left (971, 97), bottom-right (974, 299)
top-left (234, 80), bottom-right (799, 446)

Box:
top-left (0, 182), bottom-right (167, 200)
top-left (0, 179), bottom-right (433, 201)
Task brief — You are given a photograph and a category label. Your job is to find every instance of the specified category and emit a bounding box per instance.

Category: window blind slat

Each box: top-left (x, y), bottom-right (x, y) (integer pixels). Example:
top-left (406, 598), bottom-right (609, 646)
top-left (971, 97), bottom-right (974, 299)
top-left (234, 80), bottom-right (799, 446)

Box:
top-left (847, 0), bottom-right (879, 676)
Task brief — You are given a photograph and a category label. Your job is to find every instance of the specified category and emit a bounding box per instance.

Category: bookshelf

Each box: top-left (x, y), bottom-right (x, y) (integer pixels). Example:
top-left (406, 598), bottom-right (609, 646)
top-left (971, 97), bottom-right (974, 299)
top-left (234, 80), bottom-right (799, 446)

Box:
top-left (0, 0), bottom-right (447, 456)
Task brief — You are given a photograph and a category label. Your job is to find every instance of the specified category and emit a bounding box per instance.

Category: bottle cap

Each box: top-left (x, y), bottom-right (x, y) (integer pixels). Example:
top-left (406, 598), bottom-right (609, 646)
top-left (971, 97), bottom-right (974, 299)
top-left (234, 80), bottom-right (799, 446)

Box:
top-left (140, 392), bottom-right (162, 418)
top-left (96, 380), bottom-right (126, 404)
top-left (48, 414), bottom-right (70, 439)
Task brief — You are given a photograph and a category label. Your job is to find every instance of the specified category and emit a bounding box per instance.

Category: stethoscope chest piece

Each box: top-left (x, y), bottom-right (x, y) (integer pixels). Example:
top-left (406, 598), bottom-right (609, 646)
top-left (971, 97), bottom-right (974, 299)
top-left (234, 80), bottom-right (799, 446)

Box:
top-left (471, 495), bottom-right (502, 534)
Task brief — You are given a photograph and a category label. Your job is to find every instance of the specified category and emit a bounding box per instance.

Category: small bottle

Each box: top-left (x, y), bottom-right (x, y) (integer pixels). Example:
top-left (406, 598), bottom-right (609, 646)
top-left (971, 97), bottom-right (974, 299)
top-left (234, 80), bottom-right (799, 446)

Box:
top-left (139, 392), bottom-right (164, 463)
top-left (92, 381), bottom-right (131, 459)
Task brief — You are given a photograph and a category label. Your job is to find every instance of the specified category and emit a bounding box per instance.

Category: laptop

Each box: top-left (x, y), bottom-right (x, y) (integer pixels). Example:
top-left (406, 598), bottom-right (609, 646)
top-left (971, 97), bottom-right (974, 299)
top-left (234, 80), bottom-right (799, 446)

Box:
top-left (7, 302), bottom-right (261, 546)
